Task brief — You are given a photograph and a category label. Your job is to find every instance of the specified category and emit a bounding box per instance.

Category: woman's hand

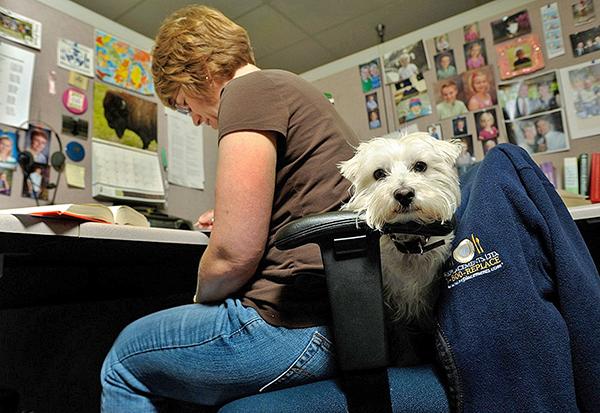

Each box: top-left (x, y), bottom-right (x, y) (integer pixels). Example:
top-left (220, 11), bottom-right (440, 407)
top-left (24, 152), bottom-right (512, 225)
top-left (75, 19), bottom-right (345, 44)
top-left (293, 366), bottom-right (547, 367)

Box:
top-left (195, 209), bottom-right (215, 230)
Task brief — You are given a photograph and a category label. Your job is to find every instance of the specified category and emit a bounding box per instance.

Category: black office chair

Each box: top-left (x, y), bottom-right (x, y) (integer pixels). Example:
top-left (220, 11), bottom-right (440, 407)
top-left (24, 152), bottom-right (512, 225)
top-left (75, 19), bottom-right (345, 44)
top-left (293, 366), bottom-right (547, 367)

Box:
top-left (218, 211), bottom-right (453, 413)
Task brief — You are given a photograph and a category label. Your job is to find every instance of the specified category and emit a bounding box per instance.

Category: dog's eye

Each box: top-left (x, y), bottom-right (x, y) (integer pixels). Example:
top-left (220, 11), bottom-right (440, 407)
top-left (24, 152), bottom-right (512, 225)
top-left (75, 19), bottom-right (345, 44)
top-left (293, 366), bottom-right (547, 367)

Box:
top-left (373, 169), bottom-right (388, 181)
top-left (413, 161), bottom-right (427, 172)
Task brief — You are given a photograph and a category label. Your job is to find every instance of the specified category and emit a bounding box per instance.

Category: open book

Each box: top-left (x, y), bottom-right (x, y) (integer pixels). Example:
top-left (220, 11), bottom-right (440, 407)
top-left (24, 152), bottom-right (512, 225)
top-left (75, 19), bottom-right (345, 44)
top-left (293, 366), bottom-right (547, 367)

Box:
top-left (0, 203), bottom-right (150, 227)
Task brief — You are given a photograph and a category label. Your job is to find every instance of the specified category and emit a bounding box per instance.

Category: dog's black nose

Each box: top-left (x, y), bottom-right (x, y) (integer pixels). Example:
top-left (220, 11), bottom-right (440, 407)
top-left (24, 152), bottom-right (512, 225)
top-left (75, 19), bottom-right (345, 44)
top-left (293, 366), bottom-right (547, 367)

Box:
top-left (394, 189), bottom-right (415, 207)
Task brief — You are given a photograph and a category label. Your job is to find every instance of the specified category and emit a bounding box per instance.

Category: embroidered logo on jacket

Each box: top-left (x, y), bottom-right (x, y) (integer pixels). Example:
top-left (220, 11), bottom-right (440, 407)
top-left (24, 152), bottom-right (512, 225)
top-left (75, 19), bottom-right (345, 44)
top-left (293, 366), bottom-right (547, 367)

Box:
top-left (444, 234), bottom-right (503, 288)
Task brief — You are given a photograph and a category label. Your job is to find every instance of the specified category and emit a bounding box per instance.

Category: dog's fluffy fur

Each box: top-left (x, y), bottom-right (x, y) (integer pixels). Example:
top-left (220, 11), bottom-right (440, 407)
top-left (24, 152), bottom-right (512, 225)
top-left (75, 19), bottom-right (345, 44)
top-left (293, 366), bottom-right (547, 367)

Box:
top-left (339, 132), bottom-right (462, 326)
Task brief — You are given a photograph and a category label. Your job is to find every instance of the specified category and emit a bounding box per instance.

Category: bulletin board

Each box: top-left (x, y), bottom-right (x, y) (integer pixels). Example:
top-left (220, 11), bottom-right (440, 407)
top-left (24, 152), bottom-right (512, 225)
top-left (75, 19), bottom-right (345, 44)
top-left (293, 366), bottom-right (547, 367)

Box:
top-left (310, 0), bottom-right (600, 190)
top-left (0, 0), bottom-right (217, 223)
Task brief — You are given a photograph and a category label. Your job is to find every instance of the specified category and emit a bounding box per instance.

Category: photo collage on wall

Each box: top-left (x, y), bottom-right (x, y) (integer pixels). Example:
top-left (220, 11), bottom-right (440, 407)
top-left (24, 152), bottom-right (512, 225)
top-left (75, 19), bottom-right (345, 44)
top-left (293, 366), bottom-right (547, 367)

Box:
top-left (0, 4), bottom-right (163, 203)
top-left (358, 58), bottom-right (383, 129)
top-left (383, 41), bottom-right (432, 123)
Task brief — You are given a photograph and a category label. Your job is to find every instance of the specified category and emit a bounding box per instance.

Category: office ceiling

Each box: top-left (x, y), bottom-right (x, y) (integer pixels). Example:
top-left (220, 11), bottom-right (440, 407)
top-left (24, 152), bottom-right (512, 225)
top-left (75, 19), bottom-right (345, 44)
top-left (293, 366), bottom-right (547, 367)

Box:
top-left (72, 0), bottom-right (493, 74)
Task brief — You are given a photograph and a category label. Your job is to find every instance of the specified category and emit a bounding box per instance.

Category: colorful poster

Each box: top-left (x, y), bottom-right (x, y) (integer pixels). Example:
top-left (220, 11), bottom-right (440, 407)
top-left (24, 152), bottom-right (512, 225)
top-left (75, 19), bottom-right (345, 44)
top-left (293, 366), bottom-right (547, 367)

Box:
top-left (93, 82), bottom-right (157, 151)
top-left (58, 38), bottom-right (94, 77)
top-left (95, 30), bottom-right (154, 96)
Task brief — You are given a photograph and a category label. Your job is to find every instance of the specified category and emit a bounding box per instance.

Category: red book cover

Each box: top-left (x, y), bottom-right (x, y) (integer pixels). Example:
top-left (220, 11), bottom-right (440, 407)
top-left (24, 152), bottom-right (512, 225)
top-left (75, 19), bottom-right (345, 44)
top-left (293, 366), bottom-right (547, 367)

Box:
top-left (590, 153), bottom-right (600, 203)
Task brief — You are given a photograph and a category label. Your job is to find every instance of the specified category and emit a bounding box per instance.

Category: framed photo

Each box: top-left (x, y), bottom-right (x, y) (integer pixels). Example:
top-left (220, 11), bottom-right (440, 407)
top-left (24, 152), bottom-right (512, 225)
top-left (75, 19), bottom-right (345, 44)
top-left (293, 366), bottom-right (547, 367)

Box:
top-left (474, 109), bottom-right (500, 142)
top-left (434, 75), bottom-right (468, 120)
top-left (491, 10), bottom-right (531, 44)
top-left (464, 39), bottom-right (488, 70)
top-left (496, 34), bottom-right (545, 80)
top-left (570, 25), bottom-right (600, 57)
top-left (0, 6), bottom-right (42, 50)
top-left (572, 0), bottom-right (595, 26)
top-left (462, 65), bottom-right (497, 111)
top-left (498, 71), bottom-right (561, 121)
top-left (435, 50), bottom-right (457, 80)
top-left (464, 23), bottom-right (480, 43)
top-left (427, 123), bottom-right (443, 140)
top-left (434, 34), bottom-right (450, 52)
top-left (452, 116), bottom-right (468, 136)
top-left (505, 109), bottom-right (569, 155)
top-left (396, 92), bottom-right (432, 123)
top-left (383, 41), bottom-right (429, 84)
top-left (560, 60), bottom-right (600, 139)
top-left (358, 58), bottom-right (382, 93)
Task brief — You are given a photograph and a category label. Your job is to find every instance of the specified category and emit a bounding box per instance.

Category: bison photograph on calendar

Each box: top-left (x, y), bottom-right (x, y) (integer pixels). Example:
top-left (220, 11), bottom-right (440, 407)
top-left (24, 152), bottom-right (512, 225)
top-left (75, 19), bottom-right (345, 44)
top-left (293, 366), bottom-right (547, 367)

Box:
top-left (93, 82), bottom-right (158, 151)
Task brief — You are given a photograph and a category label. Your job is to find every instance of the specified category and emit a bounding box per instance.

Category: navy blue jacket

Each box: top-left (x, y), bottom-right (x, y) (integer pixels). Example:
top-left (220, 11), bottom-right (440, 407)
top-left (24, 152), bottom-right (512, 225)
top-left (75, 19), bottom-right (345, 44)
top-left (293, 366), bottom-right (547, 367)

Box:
top-left (435, 144), bottom-right (600, 412)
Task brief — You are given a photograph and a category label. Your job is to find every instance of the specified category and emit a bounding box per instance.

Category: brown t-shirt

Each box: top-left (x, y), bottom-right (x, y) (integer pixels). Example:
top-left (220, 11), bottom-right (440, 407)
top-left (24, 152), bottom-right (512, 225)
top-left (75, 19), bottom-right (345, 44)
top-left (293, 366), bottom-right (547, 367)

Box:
top-left (218, 70), bottom-right (357, 327)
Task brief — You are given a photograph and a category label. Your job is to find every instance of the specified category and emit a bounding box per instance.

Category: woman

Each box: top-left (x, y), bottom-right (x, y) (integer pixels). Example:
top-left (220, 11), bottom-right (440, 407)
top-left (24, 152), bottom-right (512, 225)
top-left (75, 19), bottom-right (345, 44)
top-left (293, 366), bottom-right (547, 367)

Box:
top-left (100, 5), bottom-right (357, 411)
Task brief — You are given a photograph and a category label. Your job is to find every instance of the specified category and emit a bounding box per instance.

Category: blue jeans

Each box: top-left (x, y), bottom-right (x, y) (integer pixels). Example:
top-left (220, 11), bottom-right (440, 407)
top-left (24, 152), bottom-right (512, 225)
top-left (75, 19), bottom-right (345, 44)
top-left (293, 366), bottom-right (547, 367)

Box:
top-left (100, 298), bottom-right (336, 411)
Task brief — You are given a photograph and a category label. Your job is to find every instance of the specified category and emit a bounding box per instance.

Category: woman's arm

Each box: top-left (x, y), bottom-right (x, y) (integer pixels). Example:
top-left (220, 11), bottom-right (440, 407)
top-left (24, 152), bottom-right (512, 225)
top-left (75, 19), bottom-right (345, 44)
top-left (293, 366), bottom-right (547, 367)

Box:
top-left (194, 130), bottom-right (277, 303)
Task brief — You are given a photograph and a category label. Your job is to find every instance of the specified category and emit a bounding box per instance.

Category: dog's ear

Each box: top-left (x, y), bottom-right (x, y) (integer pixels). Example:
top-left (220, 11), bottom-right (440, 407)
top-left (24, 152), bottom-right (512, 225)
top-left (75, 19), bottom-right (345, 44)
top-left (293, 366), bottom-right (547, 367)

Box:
top-left (338, 156), bottom-right (359, 183)
top-left (439, 139), bottom-right (464, 165)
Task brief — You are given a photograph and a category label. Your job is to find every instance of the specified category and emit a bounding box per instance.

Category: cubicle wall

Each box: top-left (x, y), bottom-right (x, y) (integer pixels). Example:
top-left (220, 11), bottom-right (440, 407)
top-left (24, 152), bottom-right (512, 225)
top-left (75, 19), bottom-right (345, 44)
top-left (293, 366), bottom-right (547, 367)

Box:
top-left (308, 0), bottom-right (600, 189)
top-left (0, 0), bottom-right (217, 223)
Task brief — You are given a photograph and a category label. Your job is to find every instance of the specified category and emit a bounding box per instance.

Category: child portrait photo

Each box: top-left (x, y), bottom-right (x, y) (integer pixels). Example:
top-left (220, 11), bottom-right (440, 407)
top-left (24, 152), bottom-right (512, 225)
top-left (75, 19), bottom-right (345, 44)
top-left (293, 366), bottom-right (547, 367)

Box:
top-left (434, 33), bottom-right (450, 52)
top-left (435, 50), bottom-right (457, 80)
top-left (24, 126), bottom-right (52, 165)
top-left (21, 163), bottom-right (50, 200)
top-left (0, 130), bottom-right (18, 167)
top-left (464, 39), bottom-right (487, 70)
top-left (396, 92), bottom-right (432, 124)
top-left (475, 109), bottom-right (500, 142)
top-left (462, 66), bottom-right (497, 111)
top-left (452, 116), bottom-right (468, 136)
top-left (463, 23), bottom-right (480, 42)
top-left (434, 75), bottom-right (468, 120)
top-left (427, 123), bottom-right (443, 140)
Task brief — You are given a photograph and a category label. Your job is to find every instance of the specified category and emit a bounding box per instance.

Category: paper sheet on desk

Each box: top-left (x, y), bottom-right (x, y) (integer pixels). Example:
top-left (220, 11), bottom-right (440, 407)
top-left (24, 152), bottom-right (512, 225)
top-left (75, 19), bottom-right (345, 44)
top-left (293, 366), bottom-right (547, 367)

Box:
top-left (166, 108), bottom-right (205, 189)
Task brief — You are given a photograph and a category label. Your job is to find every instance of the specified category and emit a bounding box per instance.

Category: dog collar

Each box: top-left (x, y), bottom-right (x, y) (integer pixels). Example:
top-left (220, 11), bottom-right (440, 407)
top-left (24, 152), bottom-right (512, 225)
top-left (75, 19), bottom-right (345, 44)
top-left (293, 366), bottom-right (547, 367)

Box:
top-left (390, 236), bottom-right (446, 255)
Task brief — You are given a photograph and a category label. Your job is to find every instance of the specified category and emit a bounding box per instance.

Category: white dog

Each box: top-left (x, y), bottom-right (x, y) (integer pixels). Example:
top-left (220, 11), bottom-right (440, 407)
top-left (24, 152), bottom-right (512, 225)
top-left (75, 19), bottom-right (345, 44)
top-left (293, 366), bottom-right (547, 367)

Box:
top-left (339, 132), bottom-right (462, 327)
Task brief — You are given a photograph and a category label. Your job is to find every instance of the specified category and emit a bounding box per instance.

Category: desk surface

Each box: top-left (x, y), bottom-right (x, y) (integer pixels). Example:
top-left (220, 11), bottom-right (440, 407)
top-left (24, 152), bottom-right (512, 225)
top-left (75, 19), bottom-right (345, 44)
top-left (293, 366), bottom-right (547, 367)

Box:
top-left (0, 214), bottom-right (209, 245)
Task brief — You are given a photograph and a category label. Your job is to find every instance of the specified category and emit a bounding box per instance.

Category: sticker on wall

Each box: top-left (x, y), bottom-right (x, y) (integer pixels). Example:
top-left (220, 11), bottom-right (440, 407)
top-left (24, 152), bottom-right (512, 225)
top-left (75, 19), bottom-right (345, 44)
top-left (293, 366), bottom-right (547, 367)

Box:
top-left (0, 6), bottom-right (42, 50)
top-left (63, 88), bottom-right (88, 115)
top-left (65, 141), bottom-right (85, 162)
top-left (68, 71), bottom-right (89, 90)
top-left (61, 115), bottom-right (89, 139)
top-left (57, 38), bottom-right (94, 77)
top-left (95, 29), bottom-right (154, 96)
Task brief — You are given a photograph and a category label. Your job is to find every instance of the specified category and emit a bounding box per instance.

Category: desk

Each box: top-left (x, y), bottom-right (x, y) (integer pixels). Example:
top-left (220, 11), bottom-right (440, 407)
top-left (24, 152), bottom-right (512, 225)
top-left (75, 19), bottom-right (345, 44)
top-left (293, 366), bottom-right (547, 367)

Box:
top-left (0, 215), bottom-right (208, 413)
